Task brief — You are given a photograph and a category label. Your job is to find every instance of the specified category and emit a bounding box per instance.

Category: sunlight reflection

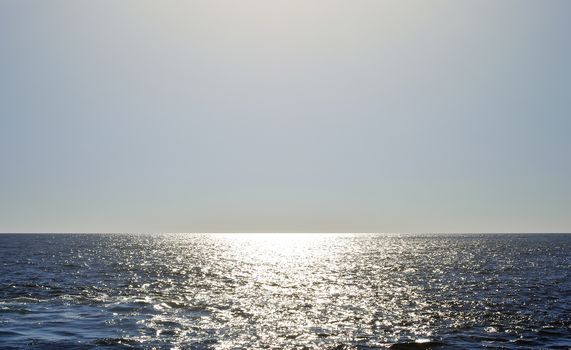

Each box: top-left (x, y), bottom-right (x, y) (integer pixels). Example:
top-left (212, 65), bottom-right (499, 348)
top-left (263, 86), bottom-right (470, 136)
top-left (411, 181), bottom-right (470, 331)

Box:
top-left (215, 233), bottom-right (339, 265)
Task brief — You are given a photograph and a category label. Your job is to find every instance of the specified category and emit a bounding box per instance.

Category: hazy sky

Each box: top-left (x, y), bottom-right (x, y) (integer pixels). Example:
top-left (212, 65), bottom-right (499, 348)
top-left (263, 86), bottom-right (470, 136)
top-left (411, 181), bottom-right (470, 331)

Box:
top-left (1, 1), bottom-right (570, 233)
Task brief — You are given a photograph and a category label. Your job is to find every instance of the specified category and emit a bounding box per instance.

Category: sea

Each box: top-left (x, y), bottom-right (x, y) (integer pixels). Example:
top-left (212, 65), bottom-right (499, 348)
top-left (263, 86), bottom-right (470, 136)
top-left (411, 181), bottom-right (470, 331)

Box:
top-left (0, 233), bottom-right (569, 349)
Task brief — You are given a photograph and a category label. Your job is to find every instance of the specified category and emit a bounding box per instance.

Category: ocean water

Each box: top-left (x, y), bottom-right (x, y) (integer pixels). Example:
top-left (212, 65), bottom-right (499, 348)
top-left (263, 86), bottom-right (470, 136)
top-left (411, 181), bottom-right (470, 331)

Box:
top-left (0, 233), bottom-right (569, 350)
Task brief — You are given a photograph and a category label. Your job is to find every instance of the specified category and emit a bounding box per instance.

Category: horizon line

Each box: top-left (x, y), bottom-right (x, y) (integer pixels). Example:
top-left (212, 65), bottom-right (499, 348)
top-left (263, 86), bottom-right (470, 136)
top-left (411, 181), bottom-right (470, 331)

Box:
top-left (1, 232), bottom-right (570, 235)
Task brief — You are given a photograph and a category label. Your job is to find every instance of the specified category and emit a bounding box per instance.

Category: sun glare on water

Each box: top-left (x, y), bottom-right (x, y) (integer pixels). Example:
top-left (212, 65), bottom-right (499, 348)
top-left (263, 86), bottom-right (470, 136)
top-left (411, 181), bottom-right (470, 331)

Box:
top-left (215, 233), bottom-right (340, 264)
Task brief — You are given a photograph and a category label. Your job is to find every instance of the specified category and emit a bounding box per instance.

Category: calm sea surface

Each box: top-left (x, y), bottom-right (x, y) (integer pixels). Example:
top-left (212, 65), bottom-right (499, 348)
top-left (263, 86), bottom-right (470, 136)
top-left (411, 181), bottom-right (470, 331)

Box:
top-left (0, 233), bottom-right (569, 349)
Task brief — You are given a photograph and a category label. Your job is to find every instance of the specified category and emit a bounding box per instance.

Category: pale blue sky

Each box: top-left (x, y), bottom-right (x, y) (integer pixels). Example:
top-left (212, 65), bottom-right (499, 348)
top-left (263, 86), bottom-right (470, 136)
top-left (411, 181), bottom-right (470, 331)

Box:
top-left (1, 1), bottom-right (570, 233)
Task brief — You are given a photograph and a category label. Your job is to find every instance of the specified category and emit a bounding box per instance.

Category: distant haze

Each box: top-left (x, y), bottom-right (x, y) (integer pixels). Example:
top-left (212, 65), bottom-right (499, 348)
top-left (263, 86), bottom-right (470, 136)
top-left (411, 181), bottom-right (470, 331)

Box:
top-left (1, 1), bottom-right (570, 233)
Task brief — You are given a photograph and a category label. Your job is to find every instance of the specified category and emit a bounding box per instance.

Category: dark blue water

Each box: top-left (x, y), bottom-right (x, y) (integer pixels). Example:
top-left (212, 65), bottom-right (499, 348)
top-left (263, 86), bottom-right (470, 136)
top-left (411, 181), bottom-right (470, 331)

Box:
top-left (0, 233), bottom-right (570, 349)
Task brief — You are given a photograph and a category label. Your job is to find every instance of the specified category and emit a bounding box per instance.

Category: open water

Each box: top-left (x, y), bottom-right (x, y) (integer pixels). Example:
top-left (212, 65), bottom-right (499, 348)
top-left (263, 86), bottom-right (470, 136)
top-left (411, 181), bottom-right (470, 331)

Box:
top-left (0, 233), bottom-right (569, 349)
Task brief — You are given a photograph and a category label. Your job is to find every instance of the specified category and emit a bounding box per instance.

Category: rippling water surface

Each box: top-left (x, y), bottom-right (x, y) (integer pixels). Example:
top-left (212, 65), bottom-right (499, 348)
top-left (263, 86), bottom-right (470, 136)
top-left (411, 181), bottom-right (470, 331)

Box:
top-left (0, 233), bottom-right (570, 349)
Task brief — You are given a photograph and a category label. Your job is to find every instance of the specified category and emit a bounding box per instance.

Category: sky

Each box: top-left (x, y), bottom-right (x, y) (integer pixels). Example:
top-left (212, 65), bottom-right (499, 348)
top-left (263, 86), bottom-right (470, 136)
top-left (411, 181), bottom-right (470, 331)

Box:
top-left (1, 0), bottom-right (570, 233)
